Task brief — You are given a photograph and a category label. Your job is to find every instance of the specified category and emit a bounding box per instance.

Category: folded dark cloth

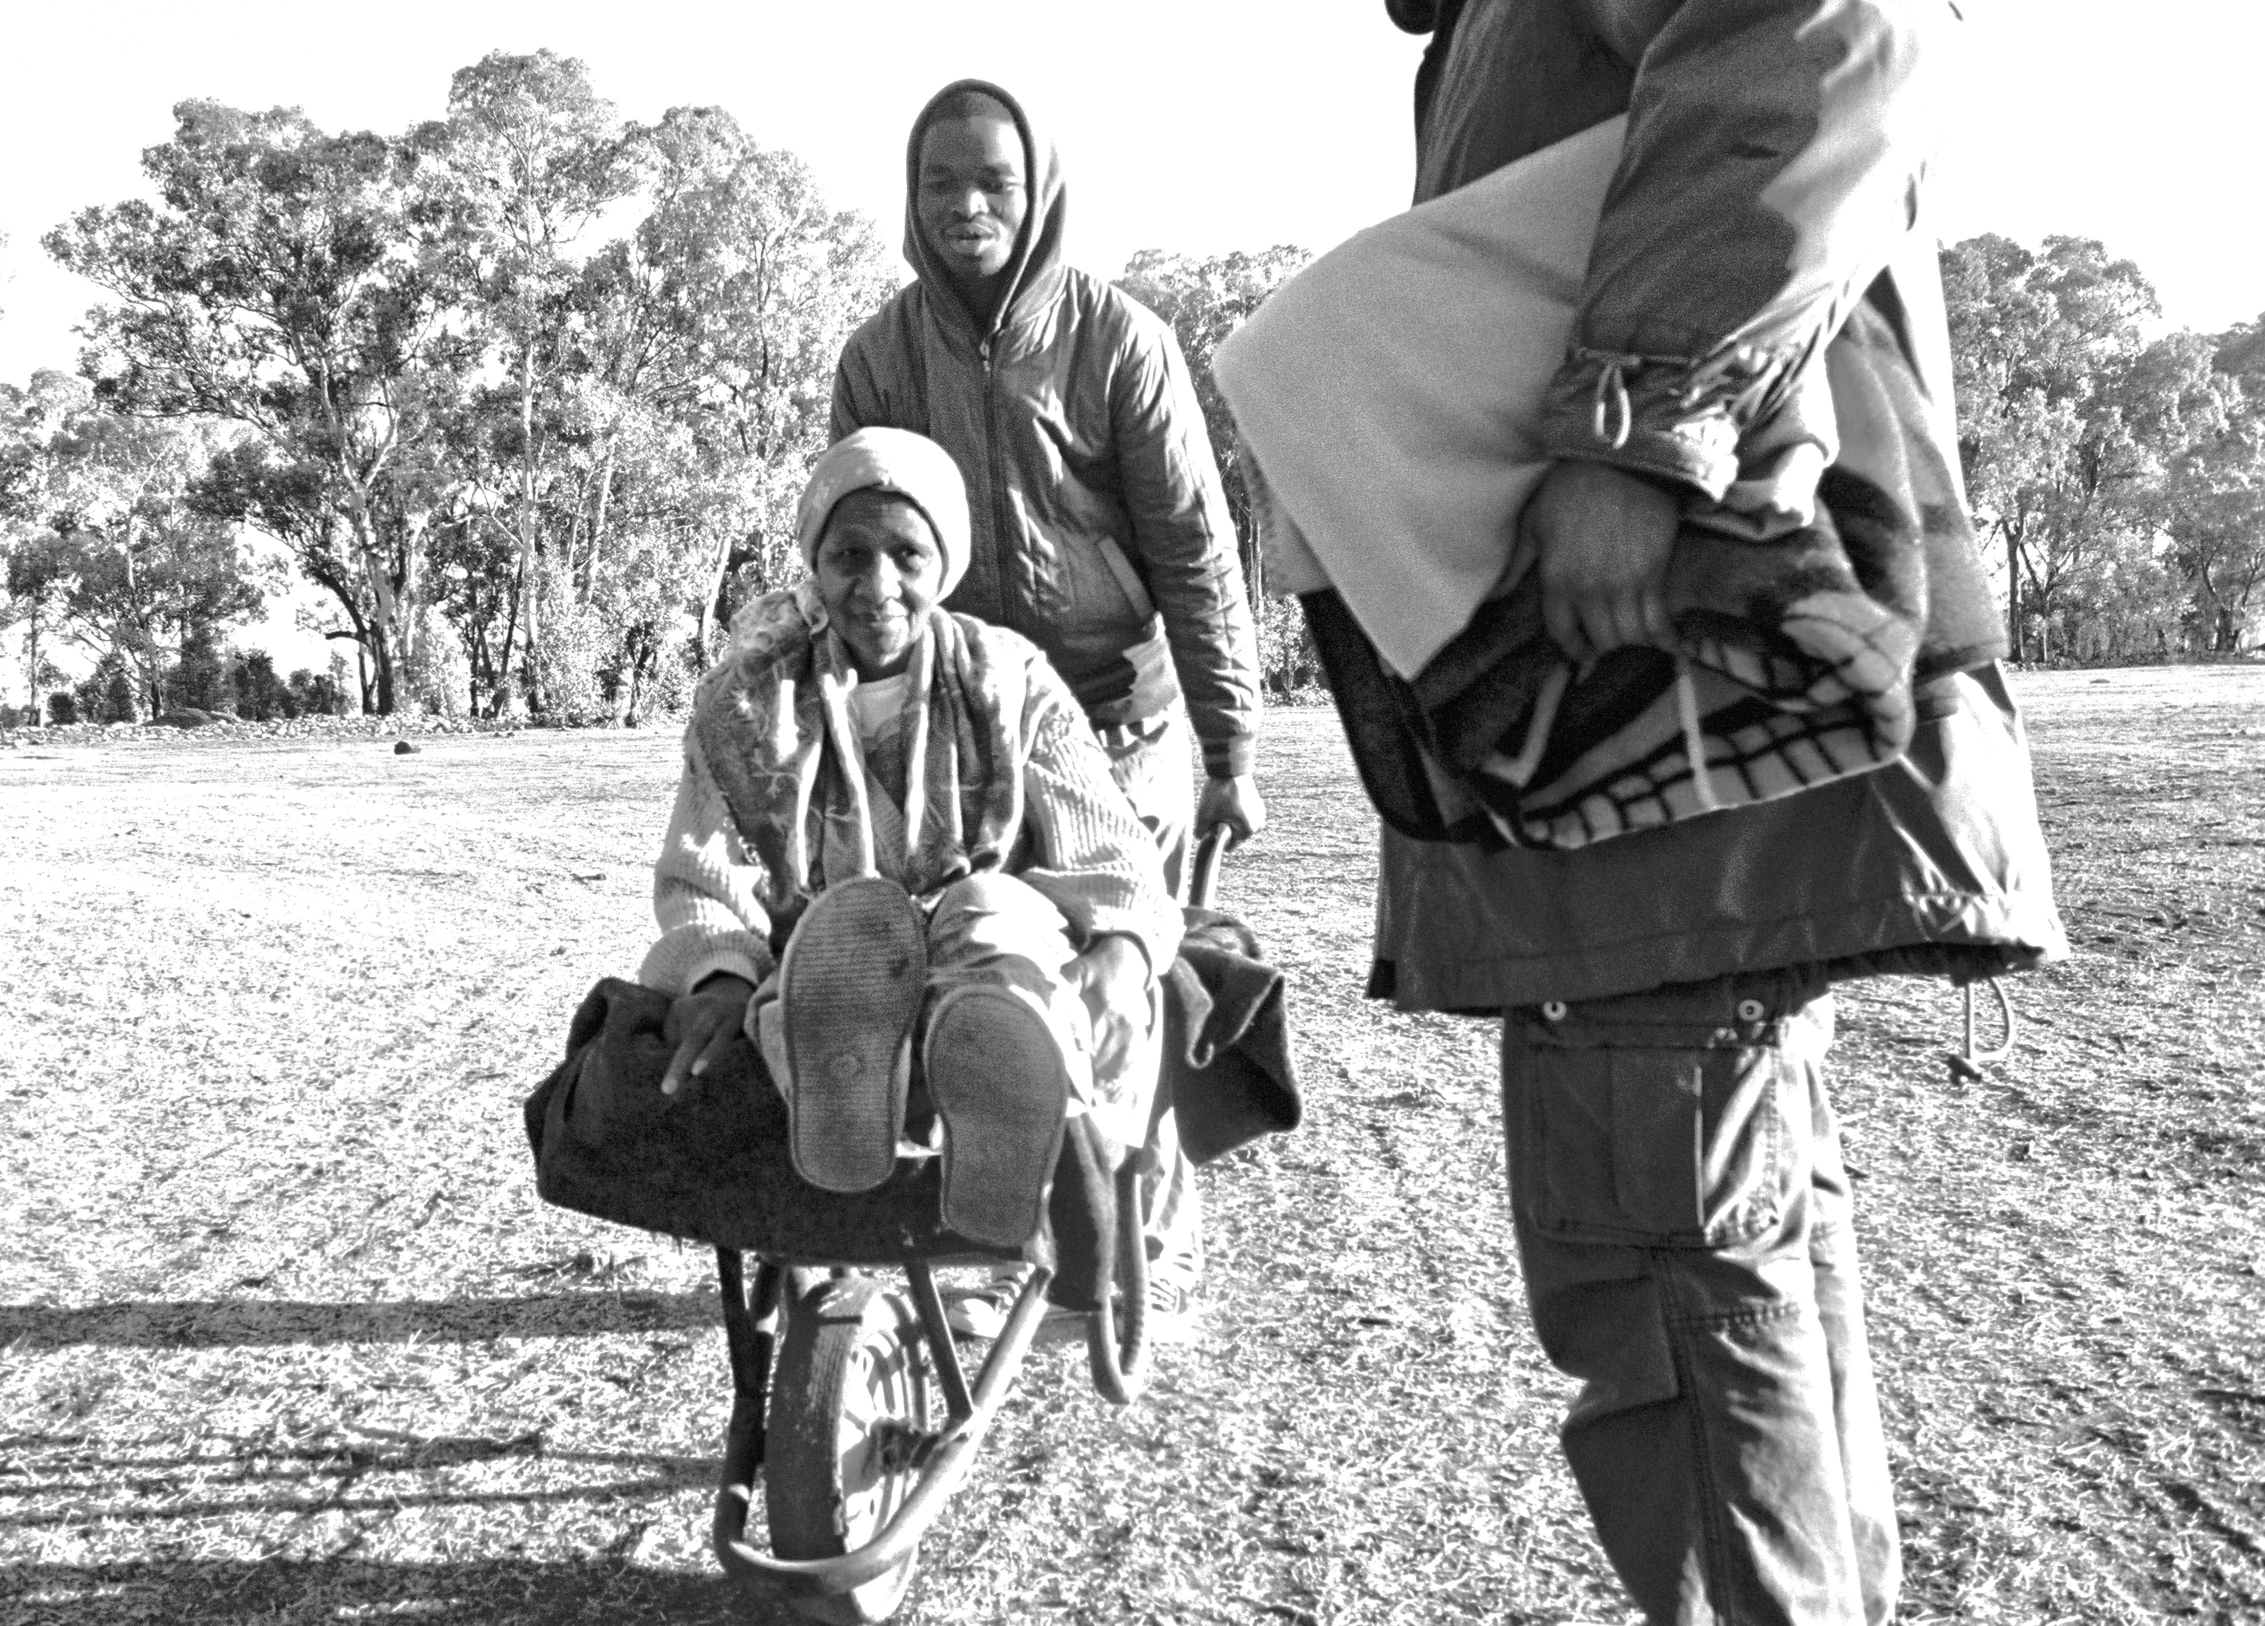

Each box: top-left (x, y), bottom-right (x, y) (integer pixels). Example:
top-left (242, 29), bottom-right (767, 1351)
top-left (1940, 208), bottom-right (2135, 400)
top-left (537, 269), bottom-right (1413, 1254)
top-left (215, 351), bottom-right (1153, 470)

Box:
top-left (1162, 907), bottom-right (1303, 1164)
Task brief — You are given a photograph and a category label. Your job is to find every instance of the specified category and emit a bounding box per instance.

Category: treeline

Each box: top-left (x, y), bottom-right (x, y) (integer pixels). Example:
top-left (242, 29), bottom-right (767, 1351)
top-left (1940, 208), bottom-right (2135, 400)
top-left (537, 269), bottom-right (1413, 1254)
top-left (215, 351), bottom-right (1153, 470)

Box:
top-left (3, 61), bottom-right (2260, 727)
top-left (1946, 236), bottom-right (2265, 662)
top-left (4, 49), bottom-right (895, 725)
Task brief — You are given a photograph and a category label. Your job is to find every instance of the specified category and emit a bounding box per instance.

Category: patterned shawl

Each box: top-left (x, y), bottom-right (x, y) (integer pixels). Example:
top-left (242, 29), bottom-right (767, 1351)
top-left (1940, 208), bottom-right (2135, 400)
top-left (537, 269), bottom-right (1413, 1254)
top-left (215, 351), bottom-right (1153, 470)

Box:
top-left (693, 583), bottom-right (1029, 926)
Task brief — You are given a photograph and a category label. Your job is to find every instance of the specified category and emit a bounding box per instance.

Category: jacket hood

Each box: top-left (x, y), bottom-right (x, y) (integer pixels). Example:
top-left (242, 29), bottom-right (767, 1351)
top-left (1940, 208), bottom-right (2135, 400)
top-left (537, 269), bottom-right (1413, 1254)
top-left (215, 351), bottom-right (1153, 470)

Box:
top-left (902, 79), bottom-right (1067, 341)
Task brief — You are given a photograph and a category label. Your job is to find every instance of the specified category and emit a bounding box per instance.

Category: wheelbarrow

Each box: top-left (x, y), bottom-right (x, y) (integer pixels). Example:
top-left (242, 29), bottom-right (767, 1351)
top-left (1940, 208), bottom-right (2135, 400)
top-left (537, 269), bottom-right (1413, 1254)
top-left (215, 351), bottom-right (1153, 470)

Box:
top-left (705, 830), bottom-right (1230, 1623)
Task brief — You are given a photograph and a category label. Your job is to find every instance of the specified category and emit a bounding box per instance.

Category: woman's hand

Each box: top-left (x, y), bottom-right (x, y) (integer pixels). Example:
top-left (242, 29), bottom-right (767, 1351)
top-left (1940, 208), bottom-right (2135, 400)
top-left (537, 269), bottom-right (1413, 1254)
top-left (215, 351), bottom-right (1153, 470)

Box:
top-left (661, 973), bottom-right (757, 1098)
top-left (1070, 934), bottom-right (1151, 1080)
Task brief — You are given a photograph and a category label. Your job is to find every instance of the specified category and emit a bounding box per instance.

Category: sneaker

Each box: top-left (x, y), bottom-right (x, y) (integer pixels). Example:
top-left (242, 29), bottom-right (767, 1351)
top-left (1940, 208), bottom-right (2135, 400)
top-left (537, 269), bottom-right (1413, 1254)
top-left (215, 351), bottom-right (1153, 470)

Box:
top-left (1141, 1272), bottom-right (1203, 1346)
top-left (943, 1267), bottom-right (1023, 1341)
top-left (1140, 1220), bottom-right (1205, 1346)
top-left (778, 876), bottom-right (925, 1193)
top-left (922, 984), bottom-right (1070, 1248)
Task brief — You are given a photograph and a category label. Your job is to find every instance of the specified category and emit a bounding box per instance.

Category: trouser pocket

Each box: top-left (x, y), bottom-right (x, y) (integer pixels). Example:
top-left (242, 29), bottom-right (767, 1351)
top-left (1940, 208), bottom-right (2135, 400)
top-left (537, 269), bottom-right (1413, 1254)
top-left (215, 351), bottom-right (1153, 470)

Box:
top-left (1504, 976), bottom-right (1828, 1249)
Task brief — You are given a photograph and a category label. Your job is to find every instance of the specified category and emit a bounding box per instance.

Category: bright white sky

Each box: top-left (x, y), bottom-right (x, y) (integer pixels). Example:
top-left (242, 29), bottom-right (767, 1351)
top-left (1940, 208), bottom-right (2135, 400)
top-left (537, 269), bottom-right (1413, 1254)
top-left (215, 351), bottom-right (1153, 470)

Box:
top-left (2, 0), bottom-right (2261, 673)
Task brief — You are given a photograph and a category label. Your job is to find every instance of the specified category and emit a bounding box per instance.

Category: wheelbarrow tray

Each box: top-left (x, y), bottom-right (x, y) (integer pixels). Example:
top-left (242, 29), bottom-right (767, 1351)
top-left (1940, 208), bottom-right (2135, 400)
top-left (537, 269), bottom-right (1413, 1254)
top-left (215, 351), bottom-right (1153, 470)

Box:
top-left (525, 982), bottom-right (1029, 1267)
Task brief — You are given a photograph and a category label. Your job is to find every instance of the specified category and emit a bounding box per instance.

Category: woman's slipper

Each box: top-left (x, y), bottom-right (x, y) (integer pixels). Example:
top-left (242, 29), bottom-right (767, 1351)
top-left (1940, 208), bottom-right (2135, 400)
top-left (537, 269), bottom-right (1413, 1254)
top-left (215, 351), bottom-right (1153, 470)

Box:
top-left (778, 876), bottom-right (926, 1193)
top-left (922, 984), bottom-right (1070, 1247)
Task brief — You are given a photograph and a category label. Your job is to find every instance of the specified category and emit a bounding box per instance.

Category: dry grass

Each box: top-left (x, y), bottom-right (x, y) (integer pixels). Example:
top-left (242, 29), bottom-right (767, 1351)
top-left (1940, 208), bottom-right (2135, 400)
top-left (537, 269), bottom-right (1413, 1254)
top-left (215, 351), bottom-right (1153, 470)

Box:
top-left (1, 667), bottom-right (2259, 1624)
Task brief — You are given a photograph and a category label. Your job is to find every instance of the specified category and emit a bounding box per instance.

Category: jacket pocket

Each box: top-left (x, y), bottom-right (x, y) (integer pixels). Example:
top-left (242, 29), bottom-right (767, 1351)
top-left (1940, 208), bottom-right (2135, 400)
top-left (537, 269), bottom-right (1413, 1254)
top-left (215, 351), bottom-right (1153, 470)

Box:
top-left (1056, 519), bottom-right (1155, 632)
top-left (1506, 1005), bottom-right (1818, 1249)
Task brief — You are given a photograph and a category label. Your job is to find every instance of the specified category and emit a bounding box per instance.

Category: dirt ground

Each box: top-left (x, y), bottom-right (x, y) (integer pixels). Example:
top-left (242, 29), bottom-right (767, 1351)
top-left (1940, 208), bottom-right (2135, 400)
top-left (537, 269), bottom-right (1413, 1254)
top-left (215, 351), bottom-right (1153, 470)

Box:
top-left (1, 665), bottom-right (2259, 1625)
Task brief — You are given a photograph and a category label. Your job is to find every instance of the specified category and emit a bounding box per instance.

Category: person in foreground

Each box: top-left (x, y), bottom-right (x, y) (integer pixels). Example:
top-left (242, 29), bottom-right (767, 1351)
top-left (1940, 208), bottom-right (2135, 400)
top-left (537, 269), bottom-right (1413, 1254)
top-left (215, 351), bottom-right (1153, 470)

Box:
top-left (832, 77), bottom-right (1265, 895)
top-left (1324, 3), bottom-right (2071, 1623)
top-left (636, 428), bottom-right (1192, 1317)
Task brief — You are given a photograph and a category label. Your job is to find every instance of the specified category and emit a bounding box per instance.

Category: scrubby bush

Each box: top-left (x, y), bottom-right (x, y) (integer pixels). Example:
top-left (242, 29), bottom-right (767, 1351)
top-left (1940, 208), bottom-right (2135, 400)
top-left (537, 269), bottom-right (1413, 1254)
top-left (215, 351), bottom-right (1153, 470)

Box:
top-left (287, 667), bottom-right (348, 717)
top-left (75, 656), bottom-right (140, 724)
top-left (172, 626), bottom-right (236, 715)
top-left (403, 604), bottom-right (471, 718)
top-left (229, 649), bottom-right (297, 721)
top-left (45, 692), bottom-right (79, 726)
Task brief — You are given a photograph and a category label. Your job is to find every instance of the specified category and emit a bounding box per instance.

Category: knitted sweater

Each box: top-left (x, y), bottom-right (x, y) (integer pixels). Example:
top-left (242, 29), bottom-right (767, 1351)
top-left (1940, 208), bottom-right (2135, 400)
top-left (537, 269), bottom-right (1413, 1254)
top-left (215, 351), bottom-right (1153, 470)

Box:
top-left (639, 584), bottom-right (1180, 999)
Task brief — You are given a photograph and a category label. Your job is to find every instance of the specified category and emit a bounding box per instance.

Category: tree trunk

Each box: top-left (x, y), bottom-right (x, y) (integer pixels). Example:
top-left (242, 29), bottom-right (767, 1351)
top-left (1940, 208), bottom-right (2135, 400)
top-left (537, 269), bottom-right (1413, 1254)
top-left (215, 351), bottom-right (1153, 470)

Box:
top-left (25, 611), bottom-right (43, 725)
top-left (371, 626), bottom-right (396, 715)
top-left (518, 340), bottom-right (542, 713)
top-left (580, 440), bottom-right (617, 606)
top-left (2005, 529), bottom-right (2024, 663)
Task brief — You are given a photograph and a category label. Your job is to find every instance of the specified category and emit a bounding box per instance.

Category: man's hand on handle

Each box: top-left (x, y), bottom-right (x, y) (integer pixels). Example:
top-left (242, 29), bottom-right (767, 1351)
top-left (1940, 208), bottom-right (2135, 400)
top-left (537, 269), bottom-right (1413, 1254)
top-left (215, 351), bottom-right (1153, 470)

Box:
top-left (1195, 772), bottom-right (1267, 850)
top-left (661, 972), bottom-right (756, 1098)
top-left (1524, 460), bottom-right (1681, 663)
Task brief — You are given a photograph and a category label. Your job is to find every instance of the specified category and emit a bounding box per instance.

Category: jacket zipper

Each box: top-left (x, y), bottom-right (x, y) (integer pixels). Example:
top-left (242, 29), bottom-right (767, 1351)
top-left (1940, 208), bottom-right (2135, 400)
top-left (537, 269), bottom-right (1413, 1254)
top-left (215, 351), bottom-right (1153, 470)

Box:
top-left (977, 334), bottom-right (1021, 633)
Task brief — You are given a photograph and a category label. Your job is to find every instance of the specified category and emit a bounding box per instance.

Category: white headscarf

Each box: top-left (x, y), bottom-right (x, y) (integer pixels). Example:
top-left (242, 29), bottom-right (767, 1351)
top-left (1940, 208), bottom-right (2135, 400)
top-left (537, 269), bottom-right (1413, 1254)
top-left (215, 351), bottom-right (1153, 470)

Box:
top-left (795, 428), bottom-right (973, 598)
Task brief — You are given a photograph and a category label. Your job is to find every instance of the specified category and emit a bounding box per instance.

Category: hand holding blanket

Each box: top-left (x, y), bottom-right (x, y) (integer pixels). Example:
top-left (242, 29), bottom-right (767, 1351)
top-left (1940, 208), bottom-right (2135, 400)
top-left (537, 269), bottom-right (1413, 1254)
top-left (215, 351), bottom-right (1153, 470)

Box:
top-left (1216, 118), bottom-right (2003, 852)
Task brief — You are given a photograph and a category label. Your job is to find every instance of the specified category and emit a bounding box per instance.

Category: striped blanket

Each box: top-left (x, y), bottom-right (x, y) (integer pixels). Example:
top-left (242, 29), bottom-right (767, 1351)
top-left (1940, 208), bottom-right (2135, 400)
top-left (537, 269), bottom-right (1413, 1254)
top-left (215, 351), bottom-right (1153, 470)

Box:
top-left (1296, 297), bottom-right (2002, 851)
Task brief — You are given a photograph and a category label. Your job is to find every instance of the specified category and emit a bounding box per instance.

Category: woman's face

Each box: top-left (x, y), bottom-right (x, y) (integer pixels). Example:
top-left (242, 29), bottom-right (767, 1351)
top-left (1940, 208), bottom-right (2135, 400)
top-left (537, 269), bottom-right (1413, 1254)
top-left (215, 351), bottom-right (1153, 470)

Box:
top-left (813, 490), bottom-right (944, 679)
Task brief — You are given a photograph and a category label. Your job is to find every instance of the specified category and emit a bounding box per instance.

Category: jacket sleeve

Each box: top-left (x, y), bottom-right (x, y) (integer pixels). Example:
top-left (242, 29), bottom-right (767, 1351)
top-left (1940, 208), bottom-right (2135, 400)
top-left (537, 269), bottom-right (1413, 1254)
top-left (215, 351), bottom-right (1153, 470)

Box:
top-left (1108, 309), bottom-right (1264, 778)
top-left (1539, 0), bottom-right (1946, 500)
top-left (830, 321), bottom-right (893, 443)
top-left (636, 728), bottom-right (780, 997)
top-left (1011, 657), bottom-right (1184, 979)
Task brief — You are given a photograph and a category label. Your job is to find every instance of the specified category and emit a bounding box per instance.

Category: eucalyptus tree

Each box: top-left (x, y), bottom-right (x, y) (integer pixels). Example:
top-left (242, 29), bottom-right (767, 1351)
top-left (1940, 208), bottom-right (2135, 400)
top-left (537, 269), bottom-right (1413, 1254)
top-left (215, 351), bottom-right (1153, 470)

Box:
top-left (409, 50), bottom-right (637, 711)
top-left (47, 100), bottom-right (455, 711)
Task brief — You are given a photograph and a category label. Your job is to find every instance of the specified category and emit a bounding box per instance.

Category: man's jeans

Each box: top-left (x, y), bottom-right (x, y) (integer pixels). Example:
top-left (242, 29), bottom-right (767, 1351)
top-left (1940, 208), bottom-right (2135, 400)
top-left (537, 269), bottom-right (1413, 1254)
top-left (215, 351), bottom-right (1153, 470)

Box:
top-left (1501, 970), bottom-right (1899, 1625)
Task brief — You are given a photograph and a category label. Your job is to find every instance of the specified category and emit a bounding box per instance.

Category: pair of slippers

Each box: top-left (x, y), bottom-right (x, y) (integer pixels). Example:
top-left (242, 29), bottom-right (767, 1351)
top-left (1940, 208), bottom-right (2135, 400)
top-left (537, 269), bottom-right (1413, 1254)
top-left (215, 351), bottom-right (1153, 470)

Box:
top-left (778, 876), bottom-right (1069, 1248)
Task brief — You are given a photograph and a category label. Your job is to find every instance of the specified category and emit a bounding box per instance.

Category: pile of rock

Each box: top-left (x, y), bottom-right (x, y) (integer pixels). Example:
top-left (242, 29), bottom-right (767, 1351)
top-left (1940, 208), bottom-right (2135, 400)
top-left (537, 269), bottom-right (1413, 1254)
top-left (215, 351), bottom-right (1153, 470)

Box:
top-left (0, 711), bottom-right (573, 751)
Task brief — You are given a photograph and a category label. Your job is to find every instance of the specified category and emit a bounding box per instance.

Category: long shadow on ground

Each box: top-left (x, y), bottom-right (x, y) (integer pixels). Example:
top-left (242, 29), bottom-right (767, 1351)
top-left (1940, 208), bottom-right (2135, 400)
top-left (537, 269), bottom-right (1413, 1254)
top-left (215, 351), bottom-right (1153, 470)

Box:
top-left (0, 1559), bottom-right (789, 1625)
top-left (0, 1292), bottom-right (719, 1348)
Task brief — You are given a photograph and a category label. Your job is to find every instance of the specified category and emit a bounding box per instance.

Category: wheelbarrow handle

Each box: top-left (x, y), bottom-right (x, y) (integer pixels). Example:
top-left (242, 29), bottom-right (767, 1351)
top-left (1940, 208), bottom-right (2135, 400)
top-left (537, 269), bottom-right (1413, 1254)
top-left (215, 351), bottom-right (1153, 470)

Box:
top-left (1188, 822), bottom-right (1231, 912)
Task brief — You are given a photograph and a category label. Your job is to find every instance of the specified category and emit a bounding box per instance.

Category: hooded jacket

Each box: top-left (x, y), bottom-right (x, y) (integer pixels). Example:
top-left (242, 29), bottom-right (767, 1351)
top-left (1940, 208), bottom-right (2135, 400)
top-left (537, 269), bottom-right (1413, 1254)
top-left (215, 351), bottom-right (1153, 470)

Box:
top-left (1352, 0), bottom-right (2065, 1009)
top-left (831, 80), bottom-right (1261, 778)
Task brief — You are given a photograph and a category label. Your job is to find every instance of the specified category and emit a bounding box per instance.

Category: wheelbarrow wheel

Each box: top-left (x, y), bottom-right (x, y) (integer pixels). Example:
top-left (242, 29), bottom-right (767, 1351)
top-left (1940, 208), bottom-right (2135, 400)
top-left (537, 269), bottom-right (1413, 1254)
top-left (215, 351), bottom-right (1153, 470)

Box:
top-left (766, 1275), bottom-right (931, 1624)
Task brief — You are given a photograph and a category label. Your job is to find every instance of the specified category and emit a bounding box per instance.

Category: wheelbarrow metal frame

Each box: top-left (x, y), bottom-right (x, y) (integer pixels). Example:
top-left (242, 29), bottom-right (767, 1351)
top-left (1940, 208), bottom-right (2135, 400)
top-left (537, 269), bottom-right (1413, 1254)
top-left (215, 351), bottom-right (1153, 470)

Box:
top-left (710, 1250), bottom-right (1056, 1603)
top-left (702, 825), bottom-right (1228, 1611)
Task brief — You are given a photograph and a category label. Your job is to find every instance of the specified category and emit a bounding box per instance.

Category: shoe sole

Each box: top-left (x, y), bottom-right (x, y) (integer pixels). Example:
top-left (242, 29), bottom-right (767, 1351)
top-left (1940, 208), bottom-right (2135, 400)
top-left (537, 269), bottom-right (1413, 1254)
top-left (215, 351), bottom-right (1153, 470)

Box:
top-left (779, 876), bottom-right (925, 1193)
top-left (924, 987), bottom-right (1069, 1248)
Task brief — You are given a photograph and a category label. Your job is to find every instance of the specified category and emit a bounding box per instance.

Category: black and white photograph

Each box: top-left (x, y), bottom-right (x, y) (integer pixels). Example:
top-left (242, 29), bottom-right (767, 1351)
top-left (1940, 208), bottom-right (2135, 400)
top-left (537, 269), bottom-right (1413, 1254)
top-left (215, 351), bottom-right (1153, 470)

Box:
top-left (1, 2), bottom-right (2259, 1621)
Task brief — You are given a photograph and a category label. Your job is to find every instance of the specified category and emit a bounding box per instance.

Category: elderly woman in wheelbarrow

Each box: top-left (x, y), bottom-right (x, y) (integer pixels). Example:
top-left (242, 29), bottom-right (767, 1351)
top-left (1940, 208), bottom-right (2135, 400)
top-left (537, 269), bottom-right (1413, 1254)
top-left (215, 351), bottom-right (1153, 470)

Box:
top-left (638, 427), bottom-right (1198, 1334)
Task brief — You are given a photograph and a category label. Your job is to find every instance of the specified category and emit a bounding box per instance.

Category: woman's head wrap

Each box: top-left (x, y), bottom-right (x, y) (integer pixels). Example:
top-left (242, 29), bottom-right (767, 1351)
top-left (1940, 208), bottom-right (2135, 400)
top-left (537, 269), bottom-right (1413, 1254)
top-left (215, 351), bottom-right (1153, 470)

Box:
top-left (796, 428), bottom-right (972, 598)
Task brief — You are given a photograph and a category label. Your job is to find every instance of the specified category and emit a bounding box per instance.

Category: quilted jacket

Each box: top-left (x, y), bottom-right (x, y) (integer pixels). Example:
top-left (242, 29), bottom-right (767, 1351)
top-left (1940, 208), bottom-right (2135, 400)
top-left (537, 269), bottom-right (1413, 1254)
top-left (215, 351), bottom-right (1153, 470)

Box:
top-left (1361, 0), bottom-right (2067, 1008)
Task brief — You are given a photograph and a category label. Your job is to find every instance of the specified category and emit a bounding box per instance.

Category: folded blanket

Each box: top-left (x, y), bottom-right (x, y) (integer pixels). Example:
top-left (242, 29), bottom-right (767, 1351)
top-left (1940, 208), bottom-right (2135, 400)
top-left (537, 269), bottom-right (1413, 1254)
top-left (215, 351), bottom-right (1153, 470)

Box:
top-left (1162, 908), bottom-right (1302, 1164)
top-left (1216, 118), bottom-right (2000, 851)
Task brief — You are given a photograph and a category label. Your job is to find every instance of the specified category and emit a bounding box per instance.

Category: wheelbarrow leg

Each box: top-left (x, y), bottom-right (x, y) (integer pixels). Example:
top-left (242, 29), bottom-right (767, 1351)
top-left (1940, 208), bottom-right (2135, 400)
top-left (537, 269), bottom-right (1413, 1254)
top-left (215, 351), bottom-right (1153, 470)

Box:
top-left (1087, 1158), bottom-right (1152, 1405)
top-left (716, 1249), bottom-right (784, 1500)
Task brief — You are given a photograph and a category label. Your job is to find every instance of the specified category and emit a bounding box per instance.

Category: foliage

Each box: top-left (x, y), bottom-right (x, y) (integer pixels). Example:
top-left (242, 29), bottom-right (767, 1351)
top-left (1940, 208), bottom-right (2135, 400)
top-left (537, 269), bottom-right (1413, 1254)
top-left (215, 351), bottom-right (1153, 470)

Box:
top-left (1942, 234), bottom-right (2264, 662)
top-left (1117, 247), bottom-right (1320, 690)
top-left (288, 663), bottom-right (350, 717)
top-left (72, 651), bottom-right (139, 723)
top-left (47, 101), bottom-right (456, 715)
top-left (229, 648), bottom-right (296, 721)
top-left (1117, 247), bottom-right (1310, 585)
top-left (1, 370), bottom-right (272, 715)
top-left (43, 57), bottom-right (895, 719)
